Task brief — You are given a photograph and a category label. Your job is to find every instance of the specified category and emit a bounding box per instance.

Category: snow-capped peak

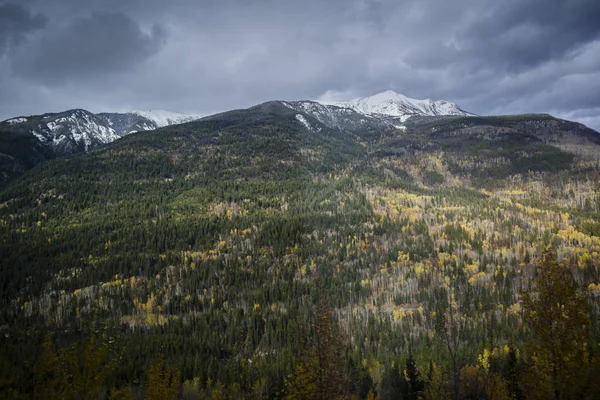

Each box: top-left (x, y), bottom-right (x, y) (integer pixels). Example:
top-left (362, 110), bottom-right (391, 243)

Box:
top-left (353, 90), bottom-right (412, 106)
top-left (132, 110), bottom-right (202, 128)
top-left (332, 90), bottom-right (472, 122)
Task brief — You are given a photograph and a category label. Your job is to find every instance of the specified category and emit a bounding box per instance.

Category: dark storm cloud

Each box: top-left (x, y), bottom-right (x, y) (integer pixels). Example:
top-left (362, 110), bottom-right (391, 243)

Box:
top-left (459, 0), bottom-right (600, 73)
top-left (0, 0), bottom-right (599, 130)
top-left (11, 11), bottom-right (166, 84)
top-left (0, 2), bottom-right (46, 56)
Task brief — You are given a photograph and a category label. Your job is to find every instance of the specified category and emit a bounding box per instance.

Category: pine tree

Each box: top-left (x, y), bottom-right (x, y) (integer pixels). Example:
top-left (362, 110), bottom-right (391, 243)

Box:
top-left (521, 249), bottom-right (591, 399)
top-left (32, 331), bottom-right (117, 400)
top-left (33, 334), bottom-right (66, 400)
top-left (401, 354), bottom-right (424, 400)
top-left (380, 363), bottom-right (402, 400)
top-left (284, 296), bottom-right (349, 400)
top-left (504, 346), bottom-right (522, 400)
top-left (146, 354), bottom-right (180, 400)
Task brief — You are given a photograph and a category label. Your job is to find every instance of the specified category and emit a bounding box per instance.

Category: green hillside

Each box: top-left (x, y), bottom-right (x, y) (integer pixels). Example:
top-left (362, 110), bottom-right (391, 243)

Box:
top-left (1, 104), bottom-right (600, 399)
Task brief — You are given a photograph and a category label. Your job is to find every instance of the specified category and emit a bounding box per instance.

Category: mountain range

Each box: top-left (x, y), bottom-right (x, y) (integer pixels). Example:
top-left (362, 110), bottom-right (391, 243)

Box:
top-left (327, 89), bottom-right (473, 120)
top-left (0, 91), bottom-right (478, 187)
top-left (2, 90), bottom-right (600, 398)
top-left (0, 90), bottom-right (598, 188)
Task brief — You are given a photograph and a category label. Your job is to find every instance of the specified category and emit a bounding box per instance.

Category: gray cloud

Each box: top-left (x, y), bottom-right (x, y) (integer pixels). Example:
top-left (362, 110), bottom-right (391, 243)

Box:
top-left (0, 2), bottom-right (46, 57)
top-left (458, 0), bottom-right (600, 73)
top-left (0, 0), bottom-right (599, 131)
top-left (11, 11), bottom-right (166, 85)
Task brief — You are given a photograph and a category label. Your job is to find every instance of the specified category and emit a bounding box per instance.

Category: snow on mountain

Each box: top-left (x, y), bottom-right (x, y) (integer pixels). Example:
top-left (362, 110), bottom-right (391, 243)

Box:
top-left (281, 91), bottom-right (473, 134)
top-left (27, 109), bottom-right (120, 153)
top-left (132, 110), bottom-right (202, 128)
top-left (295, 113), bottom-right (321, 132)
top-left (283, 101), bottom-right (364, 127)
top-left (330, 90), bottom-right (473, 122)
top-left (6, 117), bottom-right (27, 125)
top-left (281, 100), bottom-right (390, 135)
top-left (0, 108), bottom-right (204, 158)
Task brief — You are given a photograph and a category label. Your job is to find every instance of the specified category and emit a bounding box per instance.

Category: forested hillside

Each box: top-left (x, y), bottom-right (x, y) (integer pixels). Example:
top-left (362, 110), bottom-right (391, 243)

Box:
top-left (0, 109), bottom-right (201, 187)
top-left (1, 102), bottom-right (600, 399)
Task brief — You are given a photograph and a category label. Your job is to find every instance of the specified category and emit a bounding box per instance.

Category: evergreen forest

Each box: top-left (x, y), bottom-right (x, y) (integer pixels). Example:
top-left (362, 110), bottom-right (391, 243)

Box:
top-left (1, 103), bottom-right (600, 399)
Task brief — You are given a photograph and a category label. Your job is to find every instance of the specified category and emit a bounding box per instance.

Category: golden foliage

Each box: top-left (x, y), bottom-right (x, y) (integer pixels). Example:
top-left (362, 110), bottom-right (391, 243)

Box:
top-left (145, 354), bottom-right (180, 400)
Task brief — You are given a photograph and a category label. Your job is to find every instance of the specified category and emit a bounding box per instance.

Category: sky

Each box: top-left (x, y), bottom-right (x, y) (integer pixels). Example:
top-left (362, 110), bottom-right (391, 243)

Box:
top-left (1, 0), bottom-right (600, 130)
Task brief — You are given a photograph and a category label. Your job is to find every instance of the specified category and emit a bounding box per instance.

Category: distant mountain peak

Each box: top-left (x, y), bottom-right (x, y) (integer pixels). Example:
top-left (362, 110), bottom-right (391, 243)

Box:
top-left (331, 90), bottom-right (473, 122)
top-left (130, 110), bottom-right (203, 128)
top-left (358, 90), bottom-right (410, 102)
top-left (0, 108), bottom-right (203, 162)
top-left (281, 90), bottom-right (473, 133)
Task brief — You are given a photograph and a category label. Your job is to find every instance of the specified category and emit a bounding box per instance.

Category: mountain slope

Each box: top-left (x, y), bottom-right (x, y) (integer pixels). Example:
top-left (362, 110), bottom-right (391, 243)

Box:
top-left (0, 101), bottom-right (366, 300)
top-left (0, 109), bottom-right (201, 186)
top-left (0, 125), bottom-right (54, 187)
top-left (280, 100), bottom-right (400, 139)
top-left (2, 102), bottom-right (599, 301)
top-left (2, 100), bottom-right (600, 397)
top-left (16, 109), bottom-right (120, 153)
